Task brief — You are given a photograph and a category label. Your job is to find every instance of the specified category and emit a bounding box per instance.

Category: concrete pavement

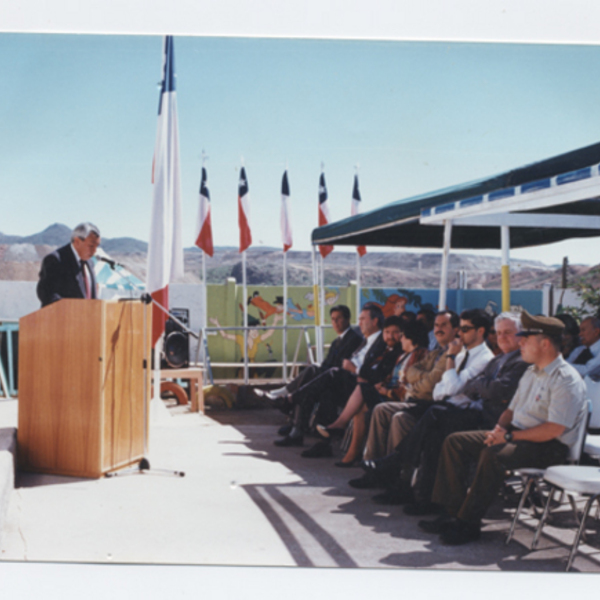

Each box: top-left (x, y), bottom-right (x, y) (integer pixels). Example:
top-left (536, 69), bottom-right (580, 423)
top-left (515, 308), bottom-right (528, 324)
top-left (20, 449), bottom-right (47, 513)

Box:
top-left (1, 397), bottom-right (600, 573)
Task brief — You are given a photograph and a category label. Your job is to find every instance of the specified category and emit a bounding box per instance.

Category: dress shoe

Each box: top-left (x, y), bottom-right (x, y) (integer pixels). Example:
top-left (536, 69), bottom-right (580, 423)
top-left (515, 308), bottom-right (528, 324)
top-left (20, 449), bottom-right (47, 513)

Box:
top-left (316, 424), bottom-right (345, 440)
top-left (418, 514), bottom-right (455, 535)
top-left (255, 387), bottom-right (287, 400)
top-left (334, 460), bottom-right (358, 468)
top-left (361, 460), bottom-right (377, 472)
top-left (300, 441), bottom-right (333, 458)
top-left (277, 423), bottom-right (293, 437)
top-left (403, 502), bottom-right (441, 517)
top-left (348, 472), bottom-right (381, 489)
top-left (273, 434), bottom-right (303, 447)
top-left (440, 520), bottom-right (481, 545)
top-left (371, 489), bottom-right (410, 505)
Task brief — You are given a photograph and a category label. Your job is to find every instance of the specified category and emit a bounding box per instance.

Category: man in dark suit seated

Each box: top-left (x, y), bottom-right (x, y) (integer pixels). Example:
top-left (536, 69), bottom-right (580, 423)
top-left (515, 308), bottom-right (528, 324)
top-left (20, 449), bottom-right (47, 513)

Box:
top-left (255, 304), bottom-right (362, 402)
top-left (273, 303), bottom-right (391, 453)
top-left (37, 222), bottom-right (101, 307)
top-left (567, 316), bottom-right (600, 377)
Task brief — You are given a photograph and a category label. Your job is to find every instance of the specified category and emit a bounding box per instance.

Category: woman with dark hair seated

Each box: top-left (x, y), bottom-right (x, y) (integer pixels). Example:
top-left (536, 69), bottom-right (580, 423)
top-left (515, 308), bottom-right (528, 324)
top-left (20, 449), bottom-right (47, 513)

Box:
top-left (316, 320), bottom-right (430, 465)
top-left (555, 312), bottom-right (580, 358)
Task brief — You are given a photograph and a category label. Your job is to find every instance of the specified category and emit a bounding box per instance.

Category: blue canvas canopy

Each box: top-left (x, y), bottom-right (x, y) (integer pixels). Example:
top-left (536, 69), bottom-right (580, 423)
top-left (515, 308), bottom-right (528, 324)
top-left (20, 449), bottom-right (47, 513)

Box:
top-left (311, 141), bottom-right (600, 249)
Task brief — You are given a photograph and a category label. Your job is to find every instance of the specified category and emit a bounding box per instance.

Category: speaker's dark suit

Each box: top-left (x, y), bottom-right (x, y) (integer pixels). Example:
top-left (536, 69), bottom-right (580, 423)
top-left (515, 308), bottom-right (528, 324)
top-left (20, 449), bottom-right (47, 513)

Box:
top-left (37, 244), bottom-right (98, 308)
top-left (286, 327), bottom-right (363, 394)
top-left (291, 332), bottom-right (396, 426)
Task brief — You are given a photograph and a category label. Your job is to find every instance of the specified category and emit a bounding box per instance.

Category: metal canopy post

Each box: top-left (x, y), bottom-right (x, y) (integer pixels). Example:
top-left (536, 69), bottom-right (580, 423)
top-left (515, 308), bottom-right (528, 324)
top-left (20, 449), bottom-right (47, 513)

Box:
top-left (501, 225), bottom-right (511, 312)
top-left (356, 253), bottom-right (361, 325)
top-left (439, 219), bottom-right (452, 310)
top-left (318, 254), bottom-right (325, 364)
top-left (311, 245), bottom-right (322, 364)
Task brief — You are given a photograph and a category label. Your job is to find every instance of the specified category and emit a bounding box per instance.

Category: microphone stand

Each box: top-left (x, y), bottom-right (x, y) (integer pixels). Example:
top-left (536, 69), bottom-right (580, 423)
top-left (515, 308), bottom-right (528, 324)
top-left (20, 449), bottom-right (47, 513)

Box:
top-left (98, 259), bottom-right (193, 478)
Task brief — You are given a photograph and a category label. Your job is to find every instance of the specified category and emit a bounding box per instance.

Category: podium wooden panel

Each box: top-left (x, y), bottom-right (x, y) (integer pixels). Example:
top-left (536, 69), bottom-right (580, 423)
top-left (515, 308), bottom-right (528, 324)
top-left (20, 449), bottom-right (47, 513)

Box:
top-left (17, 299), bottom-right (151, 478)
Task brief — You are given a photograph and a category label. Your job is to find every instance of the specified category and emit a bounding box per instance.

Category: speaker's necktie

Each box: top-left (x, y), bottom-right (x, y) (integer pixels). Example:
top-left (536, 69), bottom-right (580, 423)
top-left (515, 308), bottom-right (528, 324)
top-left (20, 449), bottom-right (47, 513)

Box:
top-left (81, 260), bottom-right (91, 299)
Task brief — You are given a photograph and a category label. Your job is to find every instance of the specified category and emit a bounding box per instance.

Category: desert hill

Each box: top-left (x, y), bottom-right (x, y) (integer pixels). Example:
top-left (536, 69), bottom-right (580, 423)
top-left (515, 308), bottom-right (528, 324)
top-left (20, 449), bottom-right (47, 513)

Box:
top-left (0, 223), bottom-right (587, 290)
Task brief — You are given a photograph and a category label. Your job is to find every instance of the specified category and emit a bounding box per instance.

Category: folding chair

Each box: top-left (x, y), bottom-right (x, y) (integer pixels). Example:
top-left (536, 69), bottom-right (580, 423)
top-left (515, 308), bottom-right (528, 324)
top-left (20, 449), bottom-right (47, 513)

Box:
top-left (505, 399), bottom-right (591, 546)
top-left (533, 465), bottom-right (600, 571)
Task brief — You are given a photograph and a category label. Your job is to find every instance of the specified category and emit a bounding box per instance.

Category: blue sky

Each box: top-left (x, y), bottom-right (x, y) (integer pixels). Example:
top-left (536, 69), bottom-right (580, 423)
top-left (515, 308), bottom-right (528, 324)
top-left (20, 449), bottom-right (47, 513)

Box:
top-left (2, 33), bottom-right (600, 265)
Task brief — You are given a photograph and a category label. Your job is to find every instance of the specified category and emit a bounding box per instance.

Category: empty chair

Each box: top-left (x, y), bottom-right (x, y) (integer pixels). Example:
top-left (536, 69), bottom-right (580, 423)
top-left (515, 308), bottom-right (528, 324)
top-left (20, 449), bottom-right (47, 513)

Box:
top-left (534, 465), bottom-right (600, 571)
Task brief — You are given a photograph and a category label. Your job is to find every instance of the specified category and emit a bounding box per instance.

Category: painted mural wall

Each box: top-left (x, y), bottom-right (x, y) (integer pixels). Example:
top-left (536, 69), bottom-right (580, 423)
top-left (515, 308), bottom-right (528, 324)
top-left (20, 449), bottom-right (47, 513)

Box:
top-left (204, 279), bottom-right (543, 379)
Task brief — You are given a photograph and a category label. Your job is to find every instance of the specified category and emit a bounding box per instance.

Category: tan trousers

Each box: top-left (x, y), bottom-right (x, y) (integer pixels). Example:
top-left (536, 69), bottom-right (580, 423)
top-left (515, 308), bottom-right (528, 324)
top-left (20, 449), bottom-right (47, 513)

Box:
top-left (363, 401), bottom-right (418, 461)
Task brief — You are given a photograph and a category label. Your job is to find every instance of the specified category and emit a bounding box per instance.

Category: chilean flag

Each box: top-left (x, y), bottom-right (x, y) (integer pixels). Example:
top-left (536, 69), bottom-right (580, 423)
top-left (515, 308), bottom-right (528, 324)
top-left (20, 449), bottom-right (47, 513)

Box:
top-left (238, 167), bottom-right (252, 253)
top-left (280, 170), bottom-right (293, 252)
top-left (318, 172), bottom-right (333, 258)
top-left (352, 175), bottom-right (367, 257)
top-left (147, 36), bottom-right (184, 347)
top-left (194, 166), bottom-right (213, 257)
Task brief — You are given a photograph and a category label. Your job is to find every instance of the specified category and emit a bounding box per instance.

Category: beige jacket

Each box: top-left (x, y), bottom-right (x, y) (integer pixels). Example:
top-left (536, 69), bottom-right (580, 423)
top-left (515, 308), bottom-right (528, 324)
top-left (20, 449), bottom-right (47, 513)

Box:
top-left (403, 346), bottom-right (448, 401)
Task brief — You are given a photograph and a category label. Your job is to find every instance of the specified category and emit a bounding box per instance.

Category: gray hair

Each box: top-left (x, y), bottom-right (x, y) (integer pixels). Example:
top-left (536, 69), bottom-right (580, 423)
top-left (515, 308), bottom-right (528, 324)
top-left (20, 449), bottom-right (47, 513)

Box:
top-left (71, 222), bottom-right (100, 242)
top-left (494, 311), bottom-right (522, 333)
top-left (582, 316), bottom-right (600, 330)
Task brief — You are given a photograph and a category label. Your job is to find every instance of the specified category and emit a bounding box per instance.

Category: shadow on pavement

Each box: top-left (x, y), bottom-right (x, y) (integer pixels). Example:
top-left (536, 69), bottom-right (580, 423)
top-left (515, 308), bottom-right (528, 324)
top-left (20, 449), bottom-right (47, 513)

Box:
top-left (205, 407), bottom-right (600, 572)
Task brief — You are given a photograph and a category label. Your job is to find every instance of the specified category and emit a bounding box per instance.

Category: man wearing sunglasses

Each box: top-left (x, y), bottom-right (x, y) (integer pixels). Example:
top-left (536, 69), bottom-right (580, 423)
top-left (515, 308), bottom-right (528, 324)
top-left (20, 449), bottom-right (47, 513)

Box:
top-left (431, 308), bottom-right (495, 406)
top-left (419, 310), bottom-right (587, 545)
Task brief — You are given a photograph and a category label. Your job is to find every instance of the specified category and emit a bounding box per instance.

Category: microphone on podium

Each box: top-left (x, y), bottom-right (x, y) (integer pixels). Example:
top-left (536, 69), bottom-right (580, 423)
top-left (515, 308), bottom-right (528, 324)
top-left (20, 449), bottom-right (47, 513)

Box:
top-left (96, 255), bottom-right (124, 270)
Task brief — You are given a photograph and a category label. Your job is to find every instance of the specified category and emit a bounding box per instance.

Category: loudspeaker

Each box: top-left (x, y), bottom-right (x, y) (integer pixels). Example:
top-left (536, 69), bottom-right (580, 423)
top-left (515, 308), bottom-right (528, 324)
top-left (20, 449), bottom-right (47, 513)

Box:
top-left (163, 308), bottom-right (189, 369)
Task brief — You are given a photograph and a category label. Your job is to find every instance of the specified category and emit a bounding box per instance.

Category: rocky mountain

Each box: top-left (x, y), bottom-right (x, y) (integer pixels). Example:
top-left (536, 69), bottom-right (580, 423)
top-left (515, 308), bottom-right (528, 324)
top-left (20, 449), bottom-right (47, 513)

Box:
top-left (0, 223), bottom-right (586, 290)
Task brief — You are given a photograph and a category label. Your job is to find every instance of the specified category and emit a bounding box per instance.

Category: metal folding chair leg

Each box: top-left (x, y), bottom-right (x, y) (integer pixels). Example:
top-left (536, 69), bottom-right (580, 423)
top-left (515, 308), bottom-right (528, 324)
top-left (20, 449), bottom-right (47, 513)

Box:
top-left (532, 485), bottom-right (557, 550)
top-left (506, 476), bottom-right (536, 545)
top-left (566, 493), bottom-right (600, 571)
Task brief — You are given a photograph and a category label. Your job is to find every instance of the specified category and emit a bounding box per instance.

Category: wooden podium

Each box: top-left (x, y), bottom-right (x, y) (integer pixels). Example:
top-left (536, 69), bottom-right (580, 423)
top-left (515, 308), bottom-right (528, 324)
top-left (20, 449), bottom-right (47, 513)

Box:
top-left (17, 299), bottom-right (151, 478)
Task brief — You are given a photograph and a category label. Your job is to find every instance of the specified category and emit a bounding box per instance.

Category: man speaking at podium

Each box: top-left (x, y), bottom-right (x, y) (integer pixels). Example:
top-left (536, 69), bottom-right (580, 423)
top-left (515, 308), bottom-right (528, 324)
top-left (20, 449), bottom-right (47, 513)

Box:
top-left (37, 222), bottom-right (101, 307)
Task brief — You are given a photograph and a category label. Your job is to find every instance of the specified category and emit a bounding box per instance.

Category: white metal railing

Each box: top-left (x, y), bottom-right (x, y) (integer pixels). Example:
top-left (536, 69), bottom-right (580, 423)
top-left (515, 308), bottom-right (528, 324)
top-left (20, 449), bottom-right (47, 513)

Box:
top-left (197, 324), bottom-right (331, 385)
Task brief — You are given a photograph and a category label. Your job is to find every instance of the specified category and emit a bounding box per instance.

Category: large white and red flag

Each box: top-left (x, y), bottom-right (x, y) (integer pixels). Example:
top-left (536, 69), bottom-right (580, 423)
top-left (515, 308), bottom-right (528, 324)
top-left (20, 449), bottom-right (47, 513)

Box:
top-left (280, 170), bottom-right (293, 252)
top-left (352, 174), bottom-right (367, 257)
top-left (238, 167), bottom-right (252, 252)
top-left (318, 171), bottom-right (333, 258)
top-left (147, 36), bottom-right (184, 346)
top-left (194, 166), bottom-right (213, 257)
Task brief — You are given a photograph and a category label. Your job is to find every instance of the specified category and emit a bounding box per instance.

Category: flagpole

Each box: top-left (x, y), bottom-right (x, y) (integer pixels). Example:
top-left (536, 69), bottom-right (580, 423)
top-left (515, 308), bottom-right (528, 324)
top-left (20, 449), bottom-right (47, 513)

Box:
top-left (202, 250), bottom-right (207, 329)
top-left (280, 167), bottom-right (292, 383)
top-left (200, 151), bottom-right (209, 336)
top-left (352, 166), bottom-right (366, 325)
top-left (282, 249), bottom-right (288, 382)
top-left (242, 249), bottom-right (249, 383)
top-left (147, 35), bottom-right (184, 423)
top-left (202, 249), bottom-right (208, 372)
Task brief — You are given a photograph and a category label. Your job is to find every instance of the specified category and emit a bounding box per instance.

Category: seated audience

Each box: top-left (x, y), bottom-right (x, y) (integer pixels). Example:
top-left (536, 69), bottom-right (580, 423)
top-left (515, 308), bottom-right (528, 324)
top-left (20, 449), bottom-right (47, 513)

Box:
top-left (416, 308), bottom-right (438, 351)
top-left (315, 320), bottom-right (429, 465)
top-left (431, 308), bottom-right (495, 407)
top-left (353, 308), bottom-right (495, 498)
top-left (294, 314), bottom-right (406, 458)
top-left (419, 310), bottom-right (587, 545)
top-left (566, 316), bottom-right (600, 376)
top-left (255, 304), bottom-right (362, 436)
top-left (272, 303), bottom-right (388, 452)
top-left (355, 310), bottom-right (459, 475)
top-left (555, 313), bottom-right (580, 359)
top-left (398, 312), bottom-right (528, 513)
top-left (485, 321), bottom-right (502, 356)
